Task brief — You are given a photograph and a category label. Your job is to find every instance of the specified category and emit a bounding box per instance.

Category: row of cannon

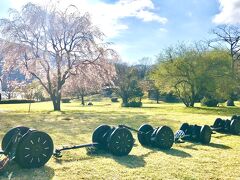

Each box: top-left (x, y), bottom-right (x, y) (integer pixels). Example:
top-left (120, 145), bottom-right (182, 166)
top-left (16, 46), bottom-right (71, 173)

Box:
top-left (0, 115), bottom-right (239, 171)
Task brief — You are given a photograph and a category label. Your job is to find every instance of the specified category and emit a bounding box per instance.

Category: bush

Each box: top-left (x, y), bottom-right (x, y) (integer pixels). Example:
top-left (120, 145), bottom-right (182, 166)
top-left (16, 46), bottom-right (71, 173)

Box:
top-left (122, 101), bottom-right (142, 107)
top-left (201, 97), bottom-right (218, 107)
top-left (62, 98), bottom-right (71, 103)
top-left (226, 99), bottom-right (235, 106)
top-left (111, 97), bottom-right (119, 102)
top-left (39, 97), bottom-right (51, 102)
top-left (164, 92), bottom-right (179, 103)
top-left (88, 102), bottom-right (93, 106)
top-left (0, 99), bottom-right (35, 104)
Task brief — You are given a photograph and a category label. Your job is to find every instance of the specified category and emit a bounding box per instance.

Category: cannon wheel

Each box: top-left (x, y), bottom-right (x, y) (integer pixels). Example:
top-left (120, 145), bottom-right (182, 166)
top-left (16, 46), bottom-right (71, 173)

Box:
top-left (231, 115), bottom-right (238, 120)
top-left (137, 124), bottom-right (153, 146)
top-left (108, 127), bottom-right (134, 156)
top-left (199, 125), bottom-right (211, 144)
top-left (180, 123), bottom-right (189, 133)
top-left (230, 119), bottom-right (240, 135)
top-left (2, 126), bottom-right (30, 154)
top-left (154, 126), bottom-right (174, 149)
top-left (15, 130), bottom-right (54, 168)
top-left (92, 124), bottom-right (112, 149)
top-left (212, 118), bottom-right (222, 128)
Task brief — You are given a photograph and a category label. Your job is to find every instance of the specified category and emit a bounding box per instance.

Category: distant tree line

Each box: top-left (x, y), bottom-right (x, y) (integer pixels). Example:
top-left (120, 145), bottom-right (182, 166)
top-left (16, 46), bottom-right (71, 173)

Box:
top-left (0, 2), bottom-right (240, 110)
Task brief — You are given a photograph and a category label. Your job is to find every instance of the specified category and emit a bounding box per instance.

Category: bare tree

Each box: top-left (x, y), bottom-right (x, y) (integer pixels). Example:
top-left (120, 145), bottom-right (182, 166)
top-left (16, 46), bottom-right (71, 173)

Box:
top-left (0, 3), bottom-right (117, 110)
top-left (210, 25), bottom-right (240, 72)
top-left (209, 25), bottom-right (240, 106)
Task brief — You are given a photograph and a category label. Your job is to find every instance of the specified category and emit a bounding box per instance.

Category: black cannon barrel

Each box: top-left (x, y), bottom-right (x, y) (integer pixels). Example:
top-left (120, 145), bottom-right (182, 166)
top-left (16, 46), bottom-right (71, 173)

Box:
top-left (53, 143), bottom-right (99, 158)
top-left (55, 142), bottom-right (99, 152)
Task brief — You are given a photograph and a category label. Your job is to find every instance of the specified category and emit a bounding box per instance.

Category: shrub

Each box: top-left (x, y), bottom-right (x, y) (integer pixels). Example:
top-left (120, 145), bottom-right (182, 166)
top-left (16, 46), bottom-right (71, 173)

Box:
top-left (226, 99), bottom-right (235, 106)
top-left (0, 99), bottom-right (35, 104)
top-left (40, 97), bottom-right (51, 102)
top-left (111, 97), bottom-right (119, 102)
top-left (201, 97), bottom-right (218, 107)
top-left (62, 98), bottom-right (71, 103)
top-left (88, 102), bottom-right (93, 106)
top-left (164, 92), bottom-right (179, 103)
top-left (121, 101), bottom-right (142, 107)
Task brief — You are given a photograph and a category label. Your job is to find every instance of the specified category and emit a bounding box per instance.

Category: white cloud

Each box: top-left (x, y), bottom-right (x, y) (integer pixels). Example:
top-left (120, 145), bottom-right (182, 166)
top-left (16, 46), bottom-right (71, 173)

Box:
top-left (213, 0), bottom-right (240, 24)
top-left (8, 0), bottom-right (167, 38)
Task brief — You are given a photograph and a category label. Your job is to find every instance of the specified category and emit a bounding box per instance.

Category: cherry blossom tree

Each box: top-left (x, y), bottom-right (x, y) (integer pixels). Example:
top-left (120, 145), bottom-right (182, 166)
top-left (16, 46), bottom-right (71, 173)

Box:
top-left (0, 3), bottom-right (117, 110)
top-left (4, 79), bottom-right (22, 99)
top-left (63, 63), bottom-right (116, 105)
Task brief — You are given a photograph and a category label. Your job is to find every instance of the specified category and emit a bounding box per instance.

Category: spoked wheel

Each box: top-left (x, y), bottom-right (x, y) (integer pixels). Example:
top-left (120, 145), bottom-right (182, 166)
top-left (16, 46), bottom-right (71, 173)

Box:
top-left (199, 125), bottom-right (211, 144)
top-left (154, 126), bottom-right (174, 149)
top-left (92, 124), bottom-right (111, 148)
top-left (225, 120), bottom-right (231, 131)
top-left (231, 115), bottom-right (238, 120)
top-left (137, 124), bottom-right (153, 146)
top-left (230, 119), bottom-right (240, 135)
top-left (174, 130), bottom-right (185, 142)
top-left (15, 130), bottom-right (54, 168)
top-left (2, 126), bottom-right (30, 154)
top-left (213, 118), bottom-right (222, 128)
top-left (108, 127), bottom-right (134, 156)
top-left (179, 123), bottom-right (189, 133)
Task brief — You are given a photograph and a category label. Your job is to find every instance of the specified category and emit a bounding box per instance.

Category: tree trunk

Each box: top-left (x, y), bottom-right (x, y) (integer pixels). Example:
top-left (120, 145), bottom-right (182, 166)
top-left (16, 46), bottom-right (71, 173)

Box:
top-left (183, 101), bottom-right (189, 107)
top-left (81, 95), bottom-right (85, 106)
top-left (189, 101), bottom-right (195, 107)
top-left (190, 95), bottom-right (195, 107)
top-left (51, 94), bottom-right (61, 111)
top-left (156, 91), bottom-right (160, 104)
top-left (122, 97), bottom-right (128, 104)
top-left (122, 96), bottom-right (128, 107)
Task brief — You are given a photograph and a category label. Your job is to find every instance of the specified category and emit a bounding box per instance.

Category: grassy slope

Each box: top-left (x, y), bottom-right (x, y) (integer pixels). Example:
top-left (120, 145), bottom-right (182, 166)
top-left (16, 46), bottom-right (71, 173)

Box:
top-left (0, 98), bottom-right (239, 180)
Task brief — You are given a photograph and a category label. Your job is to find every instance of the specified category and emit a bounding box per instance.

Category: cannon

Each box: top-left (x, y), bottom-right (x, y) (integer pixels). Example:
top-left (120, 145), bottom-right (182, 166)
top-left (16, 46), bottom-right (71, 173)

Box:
top-left (0, 126), bottom-right (53, 170)
top-left (119, 124), bottom-right (174, 150)
top-left (174, 123), bottom-right (212, 144)
top-left (0, 124), bottom-right (134, 171)
top-left (53, 124), bottom-right (134, 158)
top-left (211, 115), bottom-right (240, 135)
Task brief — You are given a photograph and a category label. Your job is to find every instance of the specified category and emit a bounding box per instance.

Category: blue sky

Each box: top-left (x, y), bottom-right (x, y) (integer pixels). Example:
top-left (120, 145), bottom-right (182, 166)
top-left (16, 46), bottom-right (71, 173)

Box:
top-left (0, 0), bottom-right (238, 64)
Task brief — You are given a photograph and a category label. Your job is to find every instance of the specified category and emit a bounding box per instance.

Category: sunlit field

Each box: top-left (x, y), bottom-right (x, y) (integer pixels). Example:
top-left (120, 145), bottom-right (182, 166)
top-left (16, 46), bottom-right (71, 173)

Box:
top-left (0, 97), bottom-right (239, 180)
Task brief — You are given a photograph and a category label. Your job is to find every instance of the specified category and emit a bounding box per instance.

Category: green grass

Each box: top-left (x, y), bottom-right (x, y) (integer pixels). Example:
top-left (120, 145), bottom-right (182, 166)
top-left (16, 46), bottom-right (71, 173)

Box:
top-left (0, 98), bottom-right (240, 180)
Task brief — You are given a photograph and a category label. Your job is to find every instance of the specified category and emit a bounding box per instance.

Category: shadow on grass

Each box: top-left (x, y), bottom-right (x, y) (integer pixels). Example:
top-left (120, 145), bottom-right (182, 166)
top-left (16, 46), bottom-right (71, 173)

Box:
top-left (53, 156), bottom-right (94, 164)
top-left (161, 148), bottom-right (192, 158)
top-left (113, 154), bottom-right (146, 168)
top-left (139, 145), bottom-right (191, 158)
top-left (139, 107), bottom-right (163, 109)
top-left (181, 141), bottom-right (231, 150)
top-left (187, 106), bottom-right (240, 116)
top-left (207, 142), bottom-right (232, 149)
top-left (86, 148), bottom-right (147, 168)
top-left (212, 131), bottom-right (240, 139)
top-left (0, 163), bottom-right (54, 179)
top-left (47, 110), bottom-right (66, 114)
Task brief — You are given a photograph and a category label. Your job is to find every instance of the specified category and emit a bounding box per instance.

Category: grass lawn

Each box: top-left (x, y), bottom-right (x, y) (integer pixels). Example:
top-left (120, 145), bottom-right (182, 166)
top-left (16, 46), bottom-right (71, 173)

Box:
top-left (0, 98), bottom-right (239, 180)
